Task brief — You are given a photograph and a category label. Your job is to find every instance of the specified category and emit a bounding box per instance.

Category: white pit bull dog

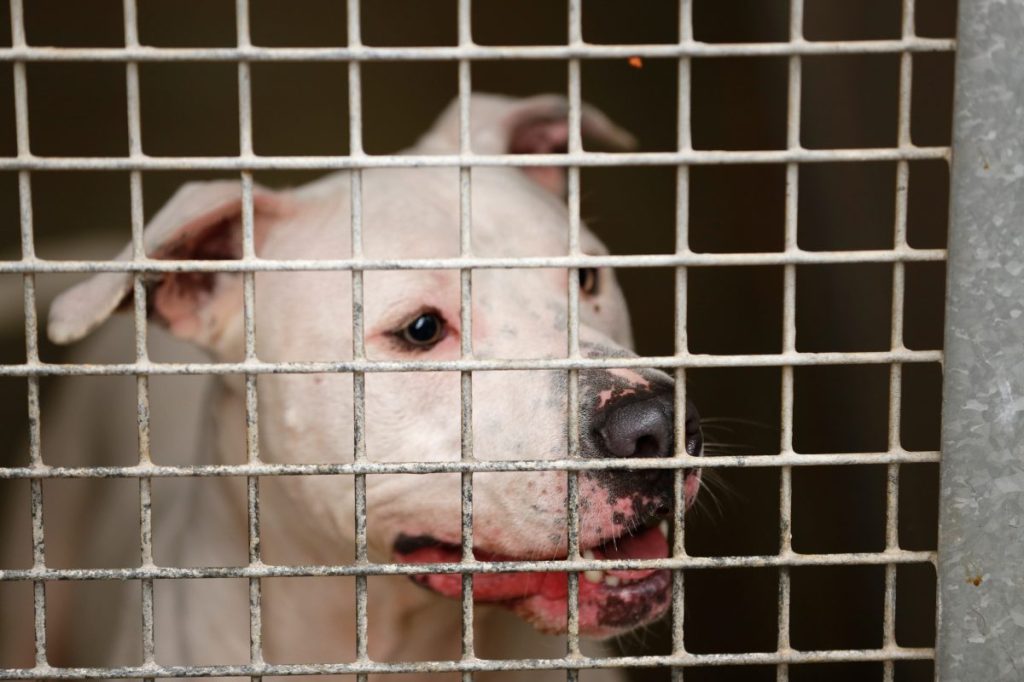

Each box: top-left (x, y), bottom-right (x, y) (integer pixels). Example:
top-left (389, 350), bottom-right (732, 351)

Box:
top-left (1, 94), bottom-right (703, 681)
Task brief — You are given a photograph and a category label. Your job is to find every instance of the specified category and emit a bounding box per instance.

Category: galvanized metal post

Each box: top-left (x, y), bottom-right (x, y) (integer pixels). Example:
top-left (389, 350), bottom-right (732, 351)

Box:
top-left (937, 1), bottom-right (1024, 679)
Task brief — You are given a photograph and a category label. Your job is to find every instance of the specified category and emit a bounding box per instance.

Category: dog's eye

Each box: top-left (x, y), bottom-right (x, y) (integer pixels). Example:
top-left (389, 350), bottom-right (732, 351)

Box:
top-left (578, 268), bottom-right (600, 296)
top-left (398, 312), bottom-right (446, 348)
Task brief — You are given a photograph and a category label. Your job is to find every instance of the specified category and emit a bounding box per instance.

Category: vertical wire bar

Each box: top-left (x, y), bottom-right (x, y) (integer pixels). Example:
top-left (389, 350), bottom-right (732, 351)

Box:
top-left (235, 1), bottom-right (264, 676)
top-left (671, 3), bottom-right (693, 680)
top-left (122, 1), bottom-right (156, 675)
top-left (883, 2), bottom-right (915, 679)
top-left (346, 3), bottom-right (369, 677)
top-left (777, 2), bottom-right (803, 680)
top-left (457, 0), bottom-right (476, 676)
top-left (10, 0), bottom-right (47, 670)
top-left (564, 1), bottom-right (583, 674)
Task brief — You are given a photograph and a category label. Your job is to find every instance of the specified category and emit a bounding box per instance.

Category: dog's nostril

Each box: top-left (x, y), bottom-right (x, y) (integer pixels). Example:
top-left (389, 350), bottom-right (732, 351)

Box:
top-left (598, 397), bottom-right (674, 459)
top-left (634, 435), bottom-right (662, 458)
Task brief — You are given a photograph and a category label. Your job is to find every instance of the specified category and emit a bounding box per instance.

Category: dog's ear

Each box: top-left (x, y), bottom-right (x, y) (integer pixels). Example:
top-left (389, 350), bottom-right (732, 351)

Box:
top-left (48, 180), bottom-right (290, 348)
top-left (415, 93), bottom-right (637, 196)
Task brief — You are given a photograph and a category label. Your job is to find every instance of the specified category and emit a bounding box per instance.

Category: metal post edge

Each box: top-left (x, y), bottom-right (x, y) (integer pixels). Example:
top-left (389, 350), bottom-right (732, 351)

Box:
top-left (937, 1), bottom-right (1024, 679)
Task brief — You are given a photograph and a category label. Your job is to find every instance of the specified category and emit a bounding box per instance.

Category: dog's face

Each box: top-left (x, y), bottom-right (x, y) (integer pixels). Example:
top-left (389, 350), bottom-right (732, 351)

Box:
top-left (48, 94), bottom-right (702, 638)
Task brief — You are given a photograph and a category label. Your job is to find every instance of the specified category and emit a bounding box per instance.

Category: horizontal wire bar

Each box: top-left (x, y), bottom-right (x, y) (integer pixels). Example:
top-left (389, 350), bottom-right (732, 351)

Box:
top-left (0, 549), bottom-right (937, 582)
top-left (0, 248), bottom-right (947, 275)
top-left (0, 450), bottom-right (942, 480)
top-left (0, 349), bottom-right (943, 378)
top-left (0, 39), bottom-right (955, 64)
top-left (0, 147), bottom-right (950, 171)
top-left (0, 647), bottom-right (936, 680)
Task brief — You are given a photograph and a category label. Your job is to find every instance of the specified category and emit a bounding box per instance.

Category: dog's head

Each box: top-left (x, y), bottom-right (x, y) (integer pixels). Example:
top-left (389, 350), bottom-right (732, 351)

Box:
top-left (48, 94), bottom-right (702, 638)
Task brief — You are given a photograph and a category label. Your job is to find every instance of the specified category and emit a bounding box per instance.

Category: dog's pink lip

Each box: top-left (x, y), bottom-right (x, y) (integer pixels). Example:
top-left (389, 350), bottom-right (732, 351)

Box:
top-left (393, 511), bottom-right (679, 636)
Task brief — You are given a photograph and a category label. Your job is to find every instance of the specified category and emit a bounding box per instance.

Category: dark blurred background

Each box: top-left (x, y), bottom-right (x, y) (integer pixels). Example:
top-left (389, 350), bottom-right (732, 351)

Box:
top-left (0, 1), bottom-right (956, 681)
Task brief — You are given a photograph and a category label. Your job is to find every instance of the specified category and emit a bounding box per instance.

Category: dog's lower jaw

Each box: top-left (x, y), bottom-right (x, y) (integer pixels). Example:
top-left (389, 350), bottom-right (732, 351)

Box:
top-left (510, 570), bottom-right (673, 639)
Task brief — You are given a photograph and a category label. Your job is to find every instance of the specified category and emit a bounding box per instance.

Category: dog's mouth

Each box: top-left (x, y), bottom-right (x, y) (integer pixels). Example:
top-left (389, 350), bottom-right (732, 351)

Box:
top-left (393, 470), bottom-right (701, 638)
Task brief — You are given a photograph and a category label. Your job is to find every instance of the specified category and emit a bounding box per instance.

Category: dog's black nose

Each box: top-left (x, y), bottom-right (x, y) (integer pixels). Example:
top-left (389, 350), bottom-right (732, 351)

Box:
top-left (597, 394), bottom-right (702, 458)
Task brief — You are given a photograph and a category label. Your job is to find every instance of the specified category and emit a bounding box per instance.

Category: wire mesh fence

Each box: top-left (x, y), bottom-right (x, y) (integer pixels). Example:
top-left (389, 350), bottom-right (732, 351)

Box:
top-left (0, 0), bottom-right (962, 680)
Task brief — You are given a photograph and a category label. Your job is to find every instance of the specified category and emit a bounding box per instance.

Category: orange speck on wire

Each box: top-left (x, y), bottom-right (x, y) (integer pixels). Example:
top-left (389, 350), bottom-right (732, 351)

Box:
top-left (628, 56), bottom-right (643, 69)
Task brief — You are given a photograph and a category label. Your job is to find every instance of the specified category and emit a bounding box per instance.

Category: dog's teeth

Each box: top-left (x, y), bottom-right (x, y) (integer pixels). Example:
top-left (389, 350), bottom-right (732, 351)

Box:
top-left (604, 575), bottom-right (621, 587)
top-left (583, 549), bottom-right (596, 560)
top-left (658, 520), bottom-right (670, 536)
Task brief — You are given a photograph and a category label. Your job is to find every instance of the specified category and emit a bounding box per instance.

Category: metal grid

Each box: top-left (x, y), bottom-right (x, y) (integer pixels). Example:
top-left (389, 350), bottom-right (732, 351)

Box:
top-left (0, 0), bottom-right (955, 680)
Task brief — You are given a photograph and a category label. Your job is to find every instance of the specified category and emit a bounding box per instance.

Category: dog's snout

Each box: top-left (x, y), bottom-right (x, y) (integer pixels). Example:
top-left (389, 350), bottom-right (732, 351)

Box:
top-left (599, 395), bottom-right (673, 458)
top-left (596, 394), bottom-right (702, 459)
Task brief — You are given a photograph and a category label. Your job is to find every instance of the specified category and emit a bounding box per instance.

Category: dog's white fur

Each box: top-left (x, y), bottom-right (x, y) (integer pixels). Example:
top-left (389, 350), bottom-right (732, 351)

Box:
top-left (0, 95), bottom-right (672, 681)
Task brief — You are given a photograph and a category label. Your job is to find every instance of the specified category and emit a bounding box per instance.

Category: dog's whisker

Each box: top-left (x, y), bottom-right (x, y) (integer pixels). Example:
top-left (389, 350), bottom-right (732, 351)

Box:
top-left (699, 424), bottom-right (742, 435)
top-left (689, 470), bottom-right (739, 521)
top-left (699, 416), bottom-right (776, 430)
top-left (703, 439), bottom-right (757, 449)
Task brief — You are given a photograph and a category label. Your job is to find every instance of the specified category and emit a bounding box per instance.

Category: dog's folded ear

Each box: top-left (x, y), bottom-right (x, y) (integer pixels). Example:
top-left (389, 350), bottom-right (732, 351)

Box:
top-left (48, 180), bottom-right (290, 348)
top-left (414, 93), bottom-right (637, 196)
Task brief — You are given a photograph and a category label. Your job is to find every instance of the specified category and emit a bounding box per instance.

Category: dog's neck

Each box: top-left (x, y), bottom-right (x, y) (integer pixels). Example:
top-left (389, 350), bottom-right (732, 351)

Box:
top-left (197, 378), bottom-right (468, 666)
